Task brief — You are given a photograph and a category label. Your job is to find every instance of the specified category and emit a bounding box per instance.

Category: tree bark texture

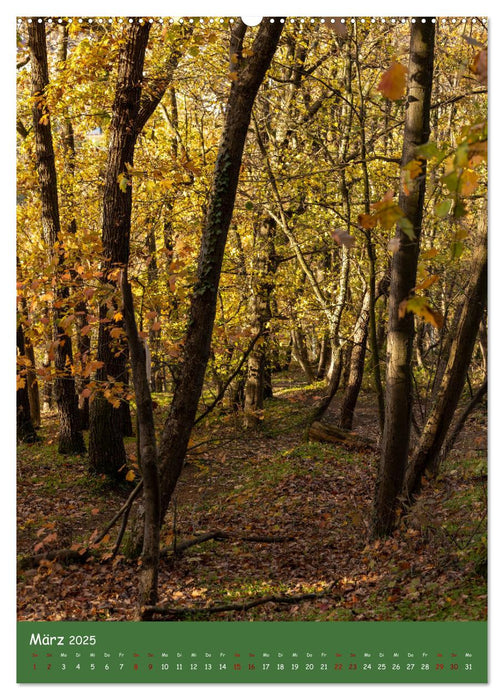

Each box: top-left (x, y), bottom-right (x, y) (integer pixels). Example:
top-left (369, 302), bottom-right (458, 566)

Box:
top-left (28, 19), bottom-right (84, 454)
top-left (372, 19), bottom-right (435, 537)
top-left (89, 22), bottom-right (151, 477)
top-left (403, 232), bottom-right (487, 498)
top-left (157, 18), bottom-right (284, 522)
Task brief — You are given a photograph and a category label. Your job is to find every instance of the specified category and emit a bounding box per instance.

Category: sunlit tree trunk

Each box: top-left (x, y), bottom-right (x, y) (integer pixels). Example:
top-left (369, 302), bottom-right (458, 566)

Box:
top-left (372, 18), bottom-right (435, 537)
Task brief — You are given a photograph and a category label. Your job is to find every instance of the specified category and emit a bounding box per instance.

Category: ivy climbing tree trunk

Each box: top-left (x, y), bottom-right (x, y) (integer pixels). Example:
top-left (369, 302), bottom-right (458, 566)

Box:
top-left (156, 17), bottom-right (283, 527)
top-left (28, 19), bottom-right (85, 455)
top-left (372, 18), bottom-right (435, 537)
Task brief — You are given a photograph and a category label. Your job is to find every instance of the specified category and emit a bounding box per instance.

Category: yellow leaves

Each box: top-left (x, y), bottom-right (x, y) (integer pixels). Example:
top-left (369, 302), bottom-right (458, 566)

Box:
top-left (402, 158), bottom-right (425, 196)
top-left (117, 172), bottom-right (130, 193)
top-left (421, 248), bottom-right (439, 260)
top-left (228, 71), bottom-right (238, 81)
top-left (190, 587), bottom-right (208, 598)
top-left (378, 61), bottom-right (407, 101)
top-left (399, 296), bottom-right (444, 329)
top-left (125, 469), bottom-right (136, 482)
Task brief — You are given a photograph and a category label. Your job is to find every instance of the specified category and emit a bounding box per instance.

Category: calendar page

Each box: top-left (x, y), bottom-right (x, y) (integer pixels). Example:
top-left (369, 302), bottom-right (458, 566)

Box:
top-left (15, 9), bottom-right (488, 685)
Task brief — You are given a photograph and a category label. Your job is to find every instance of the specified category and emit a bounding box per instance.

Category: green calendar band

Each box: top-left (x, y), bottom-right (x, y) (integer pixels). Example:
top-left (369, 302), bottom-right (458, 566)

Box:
top-left (17, 621), bottom-right (487, 683)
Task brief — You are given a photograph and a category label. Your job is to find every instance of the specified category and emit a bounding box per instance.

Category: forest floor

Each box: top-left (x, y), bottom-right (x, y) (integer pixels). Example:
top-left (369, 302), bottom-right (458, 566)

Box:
top-left (17, 375), bottom-right (487, 622)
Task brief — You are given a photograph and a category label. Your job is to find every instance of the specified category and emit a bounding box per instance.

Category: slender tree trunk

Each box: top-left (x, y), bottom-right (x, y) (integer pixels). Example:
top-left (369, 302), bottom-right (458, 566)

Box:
top-left (58, 24), bottom-right (91, 430)
top-left (28, 19), bottom-right (85, 454)
top-left (437, 378), bottom-right (487, 467)
top-left (17, 324), bottom-right (38, 443)
top-left (120, 271), bottom-right (160, 612)
top-left (291, 327), bottom-right (315, 382)
top-left (244, 217), bottom-right (277, 427)
top-left (339, 287), bottom-right (371, 430)
top-left (372, 19), bottom-right (435, 537)
top-left (403, 233), bottom-right (487, 497)
top-left (157, 18), bottom-right (283, 523)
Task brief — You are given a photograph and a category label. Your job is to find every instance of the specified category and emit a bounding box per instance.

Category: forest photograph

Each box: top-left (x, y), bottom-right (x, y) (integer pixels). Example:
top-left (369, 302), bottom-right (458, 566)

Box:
top-left (16, 16), bottom-right (487, 623)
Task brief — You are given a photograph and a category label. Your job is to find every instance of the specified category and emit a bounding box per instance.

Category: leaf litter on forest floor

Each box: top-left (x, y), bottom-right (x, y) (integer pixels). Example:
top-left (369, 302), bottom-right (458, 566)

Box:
top-left (17, 383), bottom-right (486, 622)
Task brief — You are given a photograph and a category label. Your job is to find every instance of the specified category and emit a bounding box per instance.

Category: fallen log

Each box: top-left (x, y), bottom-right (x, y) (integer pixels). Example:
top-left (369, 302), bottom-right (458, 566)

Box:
top-left (308, 421), bottom-right (374, 449)
top-left (18, 547), bottom-right (91, 571)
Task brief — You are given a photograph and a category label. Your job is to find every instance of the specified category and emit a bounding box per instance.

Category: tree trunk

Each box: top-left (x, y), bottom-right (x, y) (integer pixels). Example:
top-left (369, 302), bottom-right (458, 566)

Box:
top-left (291, 327), bottom-right (315, 382)
top-left (372, 19), bottom-right (435, 537)
top-left (403, 233), bottom-right (487, 498)
top-left (157, 18), bottom-right (283, 523)
top-left (58, 24), bottom-right (91, 431)
top-left (28, 19), bottom-right (85, 455)
top-left (121, 270), bottom-right (160, 612)
top-left (339, 287), bottom-right (371, 430)
top-left (89, 21), bottom-right (151, 478)
top-left (244, 217), bottom-right (277, 427)
top-left (24, 327), bottom-right (41, 428)
top-left (17, 324), bottom-right (38, 443)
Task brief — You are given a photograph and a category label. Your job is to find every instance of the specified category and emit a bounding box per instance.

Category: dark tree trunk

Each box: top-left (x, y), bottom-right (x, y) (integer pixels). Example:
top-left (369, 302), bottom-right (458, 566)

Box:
top-left (89, 21), bottom-right (151, 478)
top-left (58, 24), bottom-right (91, 431)
top-left (404, 233), bottom-right (487, 498)
top-left (28, 19), bottom-right (85, 455)
top-left (157, 18), bottom-right (283, 522)
top-left (17, 324), bottom-right (38, 443)
top-left (339, 287), bottom-right (371, 430)
top-left (23, 323), bottom-right (41, 428)
top-left (372, 19), bottom-right (435, 537)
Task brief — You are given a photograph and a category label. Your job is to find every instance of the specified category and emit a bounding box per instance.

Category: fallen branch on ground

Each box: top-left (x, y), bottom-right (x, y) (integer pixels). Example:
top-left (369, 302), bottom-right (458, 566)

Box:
top-left (162, 530), bottom-right (295, 557)
top-left (18, 548), bottom-right (91, 570)
top-left (142, 583), bottom-right (341, 620)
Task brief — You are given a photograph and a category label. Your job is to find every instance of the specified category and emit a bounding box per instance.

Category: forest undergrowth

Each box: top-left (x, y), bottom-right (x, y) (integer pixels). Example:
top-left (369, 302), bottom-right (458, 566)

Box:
top-left (17, 376), bottom-right (487, 622)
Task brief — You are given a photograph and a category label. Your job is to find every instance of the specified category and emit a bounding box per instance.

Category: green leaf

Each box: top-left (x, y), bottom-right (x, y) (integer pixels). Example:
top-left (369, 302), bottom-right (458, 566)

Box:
top-left (398, 217), bottom-right (415, 240)
top-left (435, 199), bottom-right (452, 218)
top-left (416, 141), bottom-right (444, 160)
top-left (245, 201), bottom-right (254, 211)
top-left (451, 240), bottom-right (465, 260)
top-left (442, 172), bottom-right (459, 193)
